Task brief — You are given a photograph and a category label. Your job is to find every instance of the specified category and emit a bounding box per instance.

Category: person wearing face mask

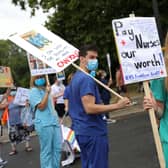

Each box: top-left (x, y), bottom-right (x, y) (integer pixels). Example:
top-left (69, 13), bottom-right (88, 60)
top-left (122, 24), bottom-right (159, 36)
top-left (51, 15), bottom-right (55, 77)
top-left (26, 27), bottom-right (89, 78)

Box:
top-left (97, 70), bottom-right (114, 123)
top-left (29, 75), bottom-right (62, 168)
top-left (51, 78), bottom-right (65, 122)
top-left (67, 44), bottom-right (130, 168)
top-left (7, 90), bottom-right (32, 155)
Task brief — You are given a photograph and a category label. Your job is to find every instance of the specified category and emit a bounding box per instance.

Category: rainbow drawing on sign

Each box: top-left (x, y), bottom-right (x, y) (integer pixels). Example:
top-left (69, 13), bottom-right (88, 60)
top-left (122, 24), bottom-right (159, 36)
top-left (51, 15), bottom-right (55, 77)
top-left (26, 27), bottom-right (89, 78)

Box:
top-left (66, 129), bottom-right (75, 145)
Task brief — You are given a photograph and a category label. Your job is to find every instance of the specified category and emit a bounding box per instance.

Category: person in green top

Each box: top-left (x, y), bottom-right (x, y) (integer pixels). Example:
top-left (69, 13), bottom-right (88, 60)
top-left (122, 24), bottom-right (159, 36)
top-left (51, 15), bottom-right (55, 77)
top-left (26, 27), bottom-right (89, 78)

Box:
top-left (143, 32), bottom-right (168, 167)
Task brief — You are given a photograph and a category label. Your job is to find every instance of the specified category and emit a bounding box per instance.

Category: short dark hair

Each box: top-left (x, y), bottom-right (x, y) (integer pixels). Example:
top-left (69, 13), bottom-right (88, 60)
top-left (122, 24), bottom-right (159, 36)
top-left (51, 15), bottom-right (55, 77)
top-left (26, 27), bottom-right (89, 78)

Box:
top-left (79, 44), bottom-right (98, 57)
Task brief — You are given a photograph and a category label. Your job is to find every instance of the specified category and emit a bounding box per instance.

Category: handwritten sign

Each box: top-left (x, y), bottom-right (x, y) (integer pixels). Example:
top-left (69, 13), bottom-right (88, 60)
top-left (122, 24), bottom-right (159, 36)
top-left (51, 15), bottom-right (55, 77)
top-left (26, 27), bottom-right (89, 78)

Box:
top-left (13, 87), bottom-right (29, 106)
top-left (112, 17), bottom-right (167, 84)
top-left (0, 66), bottom-right (14, 88)
top-left (9, 25), bottom-right (79, 72)
top-left (27, 53), bottom-right (57, 76)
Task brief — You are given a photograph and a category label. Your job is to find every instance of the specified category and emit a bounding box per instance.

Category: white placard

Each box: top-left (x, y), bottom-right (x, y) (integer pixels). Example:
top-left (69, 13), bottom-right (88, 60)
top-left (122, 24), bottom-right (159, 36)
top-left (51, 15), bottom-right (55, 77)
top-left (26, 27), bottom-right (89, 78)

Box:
top-left (27, 53), bottom-right (57, 76)
top-left (9, 25), bottom-right (79, 72)
top-left (13, 87), bottom-right (29, 106)
top-left (112, 17), bottom-right (167, 84)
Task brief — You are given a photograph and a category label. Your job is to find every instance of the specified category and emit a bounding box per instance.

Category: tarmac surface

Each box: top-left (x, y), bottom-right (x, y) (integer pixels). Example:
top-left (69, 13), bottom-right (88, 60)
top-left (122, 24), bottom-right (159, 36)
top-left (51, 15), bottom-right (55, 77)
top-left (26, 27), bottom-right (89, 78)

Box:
top-left (0, 112), bottom-right (160, 168)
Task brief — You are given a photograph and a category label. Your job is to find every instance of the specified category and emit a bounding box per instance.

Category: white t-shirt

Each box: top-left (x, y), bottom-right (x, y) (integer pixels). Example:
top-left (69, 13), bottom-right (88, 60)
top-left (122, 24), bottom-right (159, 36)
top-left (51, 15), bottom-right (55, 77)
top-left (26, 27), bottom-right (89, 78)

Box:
top-left (51, 83), bottom-right (65, 104)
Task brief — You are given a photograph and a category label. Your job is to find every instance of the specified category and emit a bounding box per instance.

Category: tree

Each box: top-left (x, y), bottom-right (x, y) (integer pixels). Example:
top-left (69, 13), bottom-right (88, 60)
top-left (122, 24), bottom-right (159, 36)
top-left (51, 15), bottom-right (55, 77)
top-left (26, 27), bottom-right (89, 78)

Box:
top-left (11, 0), bottom-right (168, 78)
top-left (0, 40), bottom-right (30, 87)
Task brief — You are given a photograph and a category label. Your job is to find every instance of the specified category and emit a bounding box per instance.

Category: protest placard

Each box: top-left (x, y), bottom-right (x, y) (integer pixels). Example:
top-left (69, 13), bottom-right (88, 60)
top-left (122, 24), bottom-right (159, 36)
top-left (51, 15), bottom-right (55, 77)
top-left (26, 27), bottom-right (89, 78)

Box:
top-left (9, 25), bottom-right (123, 99)
top-left (9, 25), bottom-right (79, 73)
top-left (113, 16), bottom-right (166, 168)
top-left (13, 87), bottom-right (29, 106)
top-left (112, 17), bottom-right (167, 84)
top-left (27, 53), bottom-right (57, 76)
top-left (56, 71), bottom-right (65, 81)
top-left (0, 66), bottom-right (14, 88)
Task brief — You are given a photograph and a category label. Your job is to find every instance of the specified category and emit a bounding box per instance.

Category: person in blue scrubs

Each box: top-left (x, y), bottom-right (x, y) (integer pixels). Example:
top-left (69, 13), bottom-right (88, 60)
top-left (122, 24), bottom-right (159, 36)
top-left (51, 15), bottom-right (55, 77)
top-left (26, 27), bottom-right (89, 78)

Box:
top-left (29, 75), bottom-right (62, 168)
top-left (67, 44), bottom-right (130, 168)
top-left (97, 70), bottom-right (113, 121)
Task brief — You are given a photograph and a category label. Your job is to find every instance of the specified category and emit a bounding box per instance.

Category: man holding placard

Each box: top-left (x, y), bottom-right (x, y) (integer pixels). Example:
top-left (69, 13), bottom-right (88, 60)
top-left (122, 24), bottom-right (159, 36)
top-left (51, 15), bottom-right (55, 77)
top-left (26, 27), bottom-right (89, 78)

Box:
top-left (67, 44), bottom-right (130, 168)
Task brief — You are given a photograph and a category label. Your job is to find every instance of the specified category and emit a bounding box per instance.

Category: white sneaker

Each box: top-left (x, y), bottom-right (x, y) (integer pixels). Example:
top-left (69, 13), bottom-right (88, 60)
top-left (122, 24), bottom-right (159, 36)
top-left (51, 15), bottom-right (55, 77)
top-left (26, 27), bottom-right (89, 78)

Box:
top-left (106, 118), bottom-right (116, 124)
top-left (0, 160), bottom-right (7, 166)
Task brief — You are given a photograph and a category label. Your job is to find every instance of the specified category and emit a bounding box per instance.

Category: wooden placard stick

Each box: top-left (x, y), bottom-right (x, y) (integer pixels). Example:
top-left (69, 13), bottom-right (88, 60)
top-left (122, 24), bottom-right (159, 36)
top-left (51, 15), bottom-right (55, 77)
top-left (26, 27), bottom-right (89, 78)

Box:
top-left (143, 80), bottom-right (165, 168)
top-left (72, 63), bottom-right (123, 99)
top-left (128, 12), bottom-right (165, 167)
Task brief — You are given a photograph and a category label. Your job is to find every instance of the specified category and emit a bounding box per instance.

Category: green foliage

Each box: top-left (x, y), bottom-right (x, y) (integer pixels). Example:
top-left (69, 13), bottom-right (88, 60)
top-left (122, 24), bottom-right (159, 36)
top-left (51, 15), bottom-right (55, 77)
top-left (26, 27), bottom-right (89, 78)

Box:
top-left (10, 0), bottom-right (168, 79)
top-left (0, 40), bottom-right (30, 88)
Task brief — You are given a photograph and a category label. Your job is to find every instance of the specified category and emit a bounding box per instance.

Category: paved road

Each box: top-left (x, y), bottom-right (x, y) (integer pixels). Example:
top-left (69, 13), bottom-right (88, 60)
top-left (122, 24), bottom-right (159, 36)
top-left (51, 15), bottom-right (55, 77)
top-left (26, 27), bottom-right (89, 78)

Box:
top-left (0, 112), bottom-right (160, 168)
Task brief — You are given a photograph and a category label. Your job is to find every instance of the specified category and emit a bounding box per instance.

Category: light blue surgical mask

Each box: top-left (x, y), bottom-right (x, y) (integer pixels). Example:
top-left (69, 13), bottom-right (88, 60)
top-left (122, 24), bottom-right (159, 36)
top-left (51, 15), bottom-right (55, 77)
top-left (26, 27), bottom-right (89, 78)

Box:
top-left (86, 59), bottom-right (98, 71)
top-left (90, 71), bottom-right (96, 77)
top-left (10, 91), bottom-right (17, 96)
top-left (34, 78), bottom-right (46, 86)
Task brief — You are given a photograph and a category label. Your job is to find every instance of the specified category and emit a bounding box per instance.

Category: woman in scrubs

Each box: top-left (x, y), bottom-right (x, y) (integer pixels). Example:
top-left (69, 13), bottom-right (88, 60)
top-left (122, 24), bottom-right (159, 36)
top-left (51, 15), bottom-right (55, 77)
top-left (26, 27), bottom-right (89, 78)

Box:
top-left (29, 75), bottom-right (62, 168)
top-left (143, 33), bottom-right (168, 167)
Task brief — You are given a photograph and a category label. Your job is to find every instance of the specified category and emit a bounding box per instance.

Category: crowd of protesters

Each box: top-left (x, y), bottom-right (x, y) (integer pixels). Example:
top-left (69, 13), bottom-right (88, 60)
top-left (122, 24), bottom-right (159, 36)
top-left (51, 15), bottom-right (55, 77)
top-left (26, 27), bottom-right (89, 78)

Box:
top-left (2, 40), bottom-right (168, 168)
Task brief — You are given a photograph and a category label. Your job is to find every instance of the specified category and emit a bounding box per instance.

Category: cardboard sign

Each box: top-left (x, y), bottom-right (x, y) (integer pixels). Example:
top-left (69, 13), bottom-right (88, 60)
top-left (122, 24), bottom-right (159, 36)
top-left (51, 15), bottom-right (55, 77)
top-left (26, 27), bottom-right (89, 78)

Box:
top-left (112, 17), bottom-right (167, 84)
top-left (13, 87), bottom-right (29, 106)
top-left (56, 71), bottom-right (65, 81)
top-left (0, 66), bottom-right (14, 88)
top-left (9, 25), bottom-right (79, 72)
top-left (27, 53), bottom-right (57, 76)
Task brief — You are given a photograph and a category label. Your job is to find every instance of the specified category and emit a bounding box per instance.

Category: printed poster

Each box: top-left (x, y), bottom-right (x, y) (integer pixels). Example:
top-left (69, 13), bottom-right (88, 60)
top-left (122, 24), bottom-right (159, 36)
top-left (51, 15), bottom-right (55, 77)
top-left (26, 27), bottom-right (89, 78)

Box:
top-left (9, 25), bottom-right (79, 72)
top-left (13, 87), bottom-right (29, 106)
top-left (27, 53), bottom-right (57, 76)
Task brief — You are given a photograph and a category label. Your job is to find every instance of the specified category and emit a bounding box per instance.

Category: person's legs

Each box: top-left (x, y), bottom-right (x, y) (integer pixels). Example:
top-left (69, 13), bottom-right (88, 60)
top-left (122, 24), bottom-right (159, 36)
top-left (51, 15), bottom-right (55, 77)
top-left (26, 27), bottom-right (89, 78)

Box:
top-left (52, 126), bottom-right (62, 168)
top-left (76, 135), bottom-right (109, 168)
top-left (162, 142), bottom-right (168, 168)
top-left (8, 126), bottom-right (17, 155)
top-left (36, 125), bottom-right (53, 168)
top-left (9, 142), bottom-right (17, 155)
top-left (25, 133), bottom-right (32, 152)
top-left (55, 104), bottom-right (65, 122)
top-left (0, 157), bottom-right (7, 167)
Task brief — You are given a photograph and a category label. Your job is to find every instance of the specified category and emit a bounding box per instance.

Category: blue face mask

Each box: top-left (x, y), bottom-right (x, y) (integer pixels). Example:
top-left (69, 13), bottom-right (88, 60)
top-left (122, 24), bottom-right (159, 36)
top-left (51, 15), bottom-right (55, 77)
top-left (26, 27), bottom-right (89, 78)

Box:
top-left (86, 59), bottom-right (98, 71)
top-left (34, 78), bottom-right (46, 86)
top-left (90, 71), bottom-right (96, 77)
top-left (10, 91), bottom-right (17, 96)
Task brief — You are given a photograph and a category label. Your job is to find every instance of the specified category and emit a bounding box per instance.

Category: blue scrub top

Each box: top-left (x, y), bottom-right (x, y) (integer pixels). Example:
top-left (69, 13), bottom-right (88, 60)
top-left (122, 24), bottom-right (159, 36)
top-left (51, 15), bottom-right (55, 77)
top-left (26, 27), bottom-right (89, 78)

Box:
top-left (68, 71), bottom-right (107, 136)
top-left (29, 87), bottom-right (59, 127)
top-left (99, 78), bottom-right (111, 104)
top-left (150, 78), bottom-right (168, 142)
top-left (63, 85), bottom-right (70, 100)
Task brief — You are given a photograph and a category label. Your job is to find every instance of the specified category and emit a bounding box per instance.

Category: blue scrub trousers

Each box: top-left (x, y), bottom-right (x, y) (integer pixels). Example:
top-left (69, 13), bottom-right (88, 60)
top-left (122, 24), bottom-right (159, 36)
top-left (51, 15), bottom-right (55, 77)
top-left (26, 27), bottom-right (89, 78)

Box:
top-left (35, 125), bottom-right (62, 168)
top-left (76, 135), bottom-right (109, 168)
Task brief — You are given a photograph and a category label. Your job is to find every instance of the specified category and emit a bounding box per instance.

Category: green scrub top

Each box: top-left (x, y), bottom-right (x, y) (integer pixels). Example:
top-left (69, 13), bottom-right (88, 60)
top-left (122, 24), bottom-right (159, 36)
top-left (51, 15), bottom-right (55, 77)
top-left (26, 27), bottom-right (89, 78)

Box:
top-left (150, 78), bottom-right (168, 143)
